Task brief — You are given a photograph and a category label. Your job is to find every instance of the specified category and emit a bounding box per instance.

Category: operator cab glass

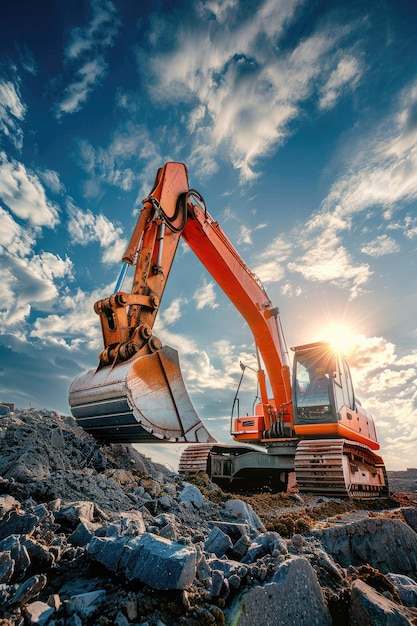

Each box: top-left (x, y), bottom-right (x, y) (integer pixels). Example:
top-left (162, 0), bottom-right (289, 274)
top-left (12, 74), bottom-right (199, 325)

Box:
top-left (292, 342), bottom-right (338, 424)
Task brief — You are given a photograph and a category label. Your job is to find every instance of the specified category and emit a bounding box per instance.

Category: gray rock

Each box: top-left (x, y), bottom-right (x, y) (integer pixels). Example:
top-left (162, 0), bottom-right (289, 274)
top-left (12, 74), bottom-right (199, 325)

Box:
top-left (66, 614), bottom-right (83, 626)
top-left (50, 427), bottom-right (65, 449)
top-left (67, 590), bottom-right (106, 620)
top-left (119, 510), bottom-right (146, 534)
top-left (209, 520), bottom-right (254, 542)
top-left (68, 518), bottom-right (100, 547)
top-left (386, 573), bottom-right (417, 607)
top-left (242, 531), bottom-right (287, 564)
top-left (207, 557), bottom-right (244, 578)
top-left (228, 556), bottom-right (332, 626)
top-left (205, 526), bottom-right (233, 557)
top-left (157, 495), bottom-right (174, 510)
top-left (54, 501), bottom-right (95, 526)
top-left (0, 582), bottom-right (11, 606)
top-left (119, 592), bottom-right (137, 620)
top-left (222, 500), bottom-right (265, 532)
top-left (114, 611), bottom-right (130, 626)
top-left (158, 522), bottom-right (179, 541)
top-left (350, 579), bottom-right (417, 625)
top-left (21, 536), bottom-right (54, 570)
top-left (314, 548), bottom-right (344, 582)
top-left (30, 503), bottom-right (49, 522)
top-left (402, 507), bottom-right (417, 533)
top-left (8, 574), bottom-right (47, 606)
top-left (0, 535), bottom-right (31, 579)
top-left (89, 533), bottom-right (197, 590)
top-left (0, 495), bottom-right (20, 519)
top-left (24, 600), bottom-right (55, 625)
top-left (88, 536), bottom-right (130, 572)
top-left (0, 510), bottom-right (39, 540)
top-left (196, 547), bottom-right (212, 584)
top-left (0, 550), bottom-right (14, 583)
top-left (229, 573), bottom-right (242, 589)
top-left (316, 518), bottom-right (417, 577)
top-left (179, 483), bottom-right (203, 509)
top-left (210, 568), bottom-right (226, 597)
top-left (122, 534), bottom-right (197, 590)
top-left (231, 533), bottom-right (252, 559)
top-left (289, 492), bottom-right (304, 505)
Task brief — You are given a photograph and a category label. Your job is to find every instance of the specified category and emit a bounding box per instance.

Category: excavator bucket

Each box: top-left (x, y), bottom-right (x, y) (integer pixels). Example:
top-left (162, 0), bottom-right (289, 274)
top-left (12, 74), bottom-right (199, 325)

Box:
top-left (69, 345), bottom-right (216, 444)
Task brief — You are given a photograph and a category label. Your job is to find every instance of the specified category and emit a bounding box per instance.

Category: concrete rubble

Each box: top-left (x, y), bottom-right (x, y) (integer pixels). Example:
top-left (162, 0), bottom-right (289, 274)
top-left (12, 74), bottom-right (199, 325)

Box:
top-left (0, 407), bottom-right (416, 625)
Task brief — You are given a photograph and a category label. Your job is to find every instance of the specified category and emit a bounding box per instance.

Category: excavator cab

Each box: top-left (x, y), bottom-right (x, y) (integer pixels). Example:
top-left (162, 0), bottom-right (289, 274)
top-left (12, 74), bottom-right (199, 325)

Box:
top-left (292, 341), bottom-right (379, 449)
top-left (292, 341), bottom-right (337, 426)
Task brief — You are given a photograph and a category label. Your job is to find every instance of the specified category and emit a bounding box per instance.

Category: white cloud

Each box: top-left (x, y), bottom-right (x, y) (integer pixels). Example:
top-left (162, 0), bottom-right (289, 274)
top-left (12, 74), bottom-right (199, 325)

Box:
top-left (281, 282), bottom-right (302, 297)
top-left (30, 287), bottom-right (103, 351)
top-left (0, 79), bottom-right (26, 150)
top-left (321, 79), bottom-right (417, 220)
top-left (237, 224), bottom-right (253, 245)
top-left (76, 125), bottom-right (165, 198)
top-left (140, 0), bottom-right (365, 181)
top-left (66, 201), bottom-right (127, 264)
top-left (403, 215), bottom-right (417, 239)
top-left (368, 368), bottom-right (417, 394)
top-left (0, 153), bottom-right (59, 227)
top-left (0, 209), bottom-right (73, 331)
top-left (252, 235), bottom-right (293, 284)
top-left (193, 278), bottom-right (219, 310)
top-left (0, 251), bottom-right (73, 329)
top-left (38, 169), bottom-right (65, 194)
top-left (0, 206), bottom-right (35, 256)
top-left (266, 78), bottom-right (417, 298)
top-left (65, 0), bottom-right (120, 61)
top-left (57, 57), bottom-right (108, 116)
top-left (346, 335), bottom-right (397, 371)
top-left (54, 0), bottom-right (121, 117)
top-left (201, 0), bottom-right (238, 23)
top-left (361, 234), bottom-right (400, 257)
top-left (288, 235), bottom-right (371, 299)
top-left (318, 55), bottom-right (362, 111)
top-left (162, 297), bottom-right (187, 325)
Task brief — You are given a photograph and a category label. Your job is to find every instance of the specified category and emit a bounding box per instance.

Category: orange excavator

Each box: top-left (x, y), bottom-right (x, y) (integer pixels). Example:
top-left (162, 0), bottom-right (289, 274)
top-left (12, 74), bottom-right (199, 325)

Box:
top-left (69, 162), bottom-right (388, 498)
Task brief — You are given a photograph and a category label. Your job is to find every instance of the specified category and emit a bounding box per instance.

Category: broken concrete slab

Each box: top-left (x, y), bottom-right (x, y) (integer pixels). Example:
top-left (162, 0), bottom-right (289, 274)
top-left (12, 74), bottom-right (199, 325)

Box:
top-left (316, 517), bottom-right (417, 578)
top-left (386, 573), bottom-right (417, 607)
top-left (67, 589), bottom-right (106, 620)
top-left (350, 579), bottom-right (417, 625)
top-left (89, 533), bottom-right (197, 590)
top-left (204, 526), bottom-right (233, 557)
top-left (228, 556), bottom-right (332, 626)
top-left (122, 534), bottom-right (197, 590)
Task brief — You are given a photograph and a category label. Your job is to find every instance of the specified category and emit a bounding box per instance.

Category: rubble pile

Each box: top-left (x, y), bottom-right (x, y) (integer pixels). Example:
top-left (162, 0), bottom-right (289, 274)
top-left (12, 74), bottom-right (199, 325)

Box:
top-left (0, 407), bottom-right (417, 625)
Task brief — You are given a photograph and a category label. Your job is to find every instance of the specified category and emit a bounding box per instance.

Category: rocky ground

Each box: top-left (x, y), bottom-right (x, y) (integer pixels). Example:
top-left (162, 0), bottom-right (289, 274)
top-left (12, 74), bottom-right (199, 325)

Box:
top-left (0, 406), bottom-right (417, 626)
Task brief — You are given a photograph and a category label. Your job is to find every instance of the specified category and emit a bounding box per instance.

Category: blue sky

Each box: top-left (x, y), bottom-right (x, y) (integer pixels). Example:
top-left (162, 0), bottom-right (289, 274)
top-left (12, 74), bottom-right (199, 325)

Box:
top-left (1, 0), bottom-right (417, 471)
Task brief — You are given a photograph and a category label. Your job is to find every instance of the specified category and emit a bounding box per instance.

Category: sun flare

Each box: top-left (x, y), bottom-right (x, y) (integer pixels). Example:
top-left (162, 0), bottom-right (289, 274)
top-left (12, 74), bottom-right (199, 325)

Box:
top-left (322, 322), bottom-right (359, 354)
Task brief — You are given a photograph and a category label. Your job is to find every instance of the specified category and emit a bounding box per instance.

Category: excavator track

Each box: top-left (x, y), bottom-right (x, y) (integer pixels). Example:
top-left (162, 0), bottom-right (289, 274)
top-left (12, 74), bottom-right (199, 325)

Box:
top-left (179, 444), bottom-right (215, 473)
top-left (294, 439), bottom-right (388, 498)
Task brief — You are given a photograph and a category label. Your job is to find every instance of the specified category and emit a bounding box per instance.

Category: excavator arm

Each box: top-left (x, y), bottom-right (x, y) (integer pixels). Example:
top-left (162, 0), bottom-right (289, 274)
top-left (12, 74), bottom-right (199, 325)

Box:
top-left (69, 162), bottom-right (292, 443)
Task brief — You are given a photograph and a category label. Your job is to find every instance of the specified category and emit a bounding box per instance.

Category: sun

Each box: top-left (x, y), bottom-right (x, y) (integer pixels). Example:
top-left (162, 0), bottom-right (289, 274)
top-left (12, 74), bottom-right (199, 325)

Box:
top-left (322, 322), bottom-right (359, 354)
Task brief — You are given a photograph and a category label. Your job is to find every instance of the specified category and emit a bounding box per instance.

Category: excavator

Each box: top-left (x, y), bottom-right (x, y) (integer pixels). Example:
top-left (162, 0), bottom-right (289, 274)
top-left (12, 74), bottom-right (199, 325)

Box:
top-left (69, 162), bottom-right (388, 498)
